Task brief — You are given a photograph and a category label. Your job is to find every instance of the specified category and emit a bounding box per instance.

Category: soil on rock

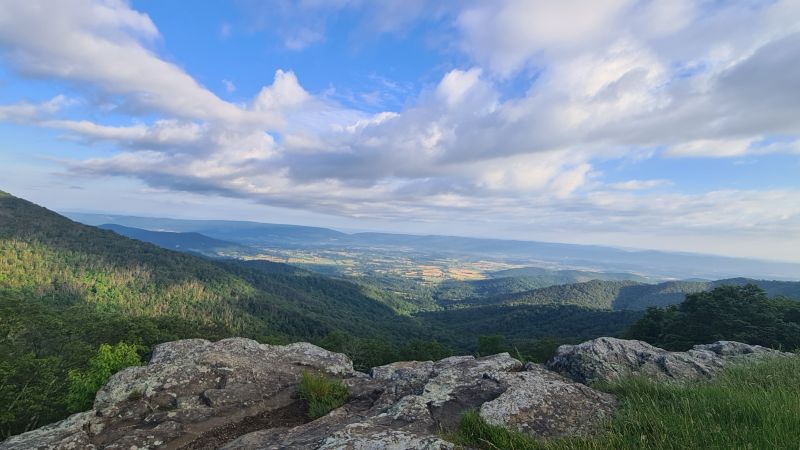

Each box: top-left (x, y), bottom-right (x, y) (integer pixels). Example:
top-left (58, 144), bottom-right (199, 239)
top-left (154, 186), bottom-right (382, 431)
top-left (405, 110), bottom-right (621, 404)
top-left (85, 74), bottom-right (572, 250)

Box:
top-left (178, 401), bottom-right (309, 450)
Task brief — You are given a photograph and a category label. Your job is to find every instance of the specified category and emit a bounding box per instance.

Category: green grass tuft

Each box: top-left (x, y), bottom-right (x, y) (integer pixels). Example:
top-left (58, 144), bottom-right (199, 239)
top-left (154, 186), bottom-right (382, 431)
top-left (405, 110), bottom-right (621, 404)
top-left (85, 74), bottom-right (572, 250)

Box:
top-left (297, 371), bottom-right (349, 419)
top-left (449, 355), bottom-right (800, 449)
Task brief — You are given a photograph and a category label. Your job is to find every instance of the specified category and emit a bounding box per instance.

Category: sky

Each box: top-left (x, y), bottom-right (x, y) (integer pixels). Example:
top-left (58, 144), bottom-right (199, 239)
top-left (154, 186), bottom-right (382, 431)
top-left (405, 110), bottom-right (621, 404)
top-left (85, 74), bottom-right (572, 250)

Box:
top-left (0, 0), bottom-right (799, 262)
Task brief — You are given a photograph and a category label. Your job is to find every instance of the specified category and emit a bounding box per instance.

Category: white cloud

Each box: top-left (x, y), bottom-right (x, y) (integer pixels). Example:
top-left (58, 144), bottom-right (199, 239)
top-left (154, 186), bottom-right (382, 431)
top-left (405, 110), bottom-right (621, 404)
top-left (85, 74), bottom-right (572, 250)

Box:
top-left (0, 0), bottom-right (260, 124)
top-left (0, 96), bottom-right (70, 122)
top-left (667, 138), bottom-right (753, 158)
top-left (252, 70), bottom-right (312, 112)
top-left (1, 0), bottom-right (800, 260)
top-left (609, 179), bottom-right (672, 190)
top-left (436, 68), bottom-right (483, 107)
top-left (457, 0), bottom-right (634, 76)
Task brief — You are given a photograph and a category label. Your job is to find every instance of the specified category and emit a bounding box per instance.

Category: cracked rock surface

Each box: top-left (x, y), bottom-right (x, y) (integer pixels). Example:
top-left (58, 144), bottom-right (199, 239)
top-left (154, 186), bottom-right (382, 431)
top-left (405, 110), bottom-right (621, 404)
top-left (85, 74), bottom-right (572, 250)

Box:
top-left (546, 337), bottom-right (792, 384)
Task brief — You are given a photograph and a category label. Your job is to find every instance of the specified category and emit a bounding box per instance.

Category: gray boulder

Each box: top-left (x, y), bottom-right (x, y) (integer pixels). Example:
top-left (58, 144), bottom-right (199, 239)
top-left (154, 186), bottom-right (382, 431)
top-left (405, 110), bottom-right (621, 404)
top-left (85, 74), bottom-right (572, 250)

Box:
top-left (480, 364), bottom-right (615, 437)
top-left (224, 352), bottom-right (614, 448)
top-left (1, 338), bottom-right (356, 450)
top-left (546, 337), bottom-right (790, 384)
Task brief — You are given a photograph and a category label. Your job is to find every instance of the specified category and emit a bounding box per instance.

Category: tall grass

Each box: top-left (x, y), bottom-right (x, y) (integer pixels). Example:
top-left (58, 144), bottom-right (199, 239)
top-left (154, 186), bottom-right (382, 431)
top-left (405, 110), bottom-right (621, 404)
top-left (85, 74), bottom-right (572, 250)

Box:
top-left (297, 371), bottom-right (349, 419)
top-left (450, 355), bottom-right (800, 449)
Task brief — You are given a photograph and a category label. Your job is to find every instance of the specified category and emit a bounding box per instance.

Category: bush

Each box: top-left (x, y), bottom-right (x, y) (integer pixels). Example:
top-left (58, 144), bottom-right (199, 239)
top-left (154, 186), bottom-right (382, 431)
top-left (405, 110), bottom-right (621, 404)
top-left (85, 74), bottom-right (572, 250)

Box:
top-left (297, 371), bottom-right (349, 419)
top-left (625, 284), bottom-right (800, 351)
top-left (66, 342), bottom-right (142, 412)
top-left (449, 355), bottom-right (800, 449)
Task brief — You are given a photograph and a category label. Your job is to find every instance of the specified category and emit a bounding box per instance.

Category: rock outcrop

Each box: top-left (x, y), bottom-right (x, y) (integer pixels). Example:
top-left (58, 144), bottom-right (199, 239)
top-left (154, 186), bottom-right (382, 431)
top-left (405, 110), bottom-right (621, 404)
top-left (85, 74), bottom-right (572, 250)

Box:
top-left (2, 337), bottom-right (789, 449)
top-left (546, 337), bottom-right (791, 384)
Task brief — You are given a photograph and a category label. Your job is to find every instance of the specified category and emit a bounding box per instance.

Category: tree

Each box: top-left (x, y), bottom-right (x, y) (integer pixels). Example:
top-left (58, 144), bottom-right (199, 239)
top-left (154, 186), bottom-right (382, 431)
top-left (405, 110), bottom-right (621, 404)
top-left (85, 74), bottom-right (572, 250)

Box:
top-left (477, 335), bottom-right (506, 356)
top-left (66, 342), bottom-right (142, 412)
top-left (399, 339), bottom-right (451, 361)
top-left (625, 285), bottom-right (800, 351)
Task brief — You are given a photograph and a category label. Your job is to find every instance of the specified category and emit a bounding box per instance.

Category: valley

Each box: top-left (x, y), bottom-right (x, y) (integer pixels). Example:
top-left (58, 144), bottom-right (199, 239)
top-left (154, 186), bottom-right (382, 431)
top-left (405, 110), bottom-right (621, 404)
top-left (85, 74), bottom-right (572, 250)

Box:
top-left (2, 191), bottom-right (800, 440)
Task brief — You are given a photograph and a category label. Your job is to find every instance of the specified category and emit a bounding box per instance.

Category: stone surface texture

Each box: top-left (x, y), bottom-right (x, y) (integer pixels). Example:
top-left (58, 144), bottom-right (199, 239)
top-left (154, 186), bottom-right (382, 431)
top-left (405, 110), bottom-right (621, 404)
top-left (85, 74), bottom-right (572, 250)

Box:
top-left (3, 337), bottom-right (787, 449)
top-left (546, 337), bottom-right (791, 384)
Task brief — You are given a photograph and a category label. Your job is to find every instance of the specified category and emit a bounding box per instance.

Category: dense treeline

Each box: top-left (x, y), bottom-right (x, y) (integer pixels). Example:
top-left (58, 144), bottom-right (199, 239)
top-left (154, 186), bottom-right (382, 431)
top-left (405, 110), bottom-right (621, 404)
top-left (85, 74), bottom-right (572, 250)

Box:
top-left (420, 304), bottom-right (644, 352)
top-left (482, 280), bottom-right (640, 309)
top-left (0, 291), bottom-right (233, 437)
top-left (467, 279), bottom-right (800, 311)
top-left (625, 285), bottom-right (800, 351)
top-left (433, 277), bottom-right (553, 307)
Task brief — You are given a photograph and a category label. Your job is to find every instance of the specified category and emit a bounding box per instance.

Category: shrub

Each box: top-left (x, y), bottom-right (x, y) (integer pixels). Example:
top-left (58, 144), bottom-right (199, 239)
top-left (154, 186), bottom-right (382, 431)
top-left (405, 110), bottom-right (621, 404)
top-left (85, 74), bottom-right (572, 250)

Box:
top-left (66, 342), bottom-right (142, 412)
top-left (297, 371), bottom-right (349, 419)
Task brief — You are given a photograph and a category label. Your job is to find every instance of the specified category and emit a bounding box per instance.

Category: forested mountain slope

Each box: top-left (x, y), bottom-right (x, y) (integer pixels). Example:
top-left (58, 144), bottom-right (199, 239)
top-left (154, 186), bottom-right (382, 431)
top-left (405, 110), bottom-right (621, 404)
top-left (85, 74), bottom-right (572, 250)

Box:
top-left (471, 278), bottom-right (800, 311)
top-left (0, 191), bottom-right (432, 436)
top-left (0, 191), bottom-right (424, 340)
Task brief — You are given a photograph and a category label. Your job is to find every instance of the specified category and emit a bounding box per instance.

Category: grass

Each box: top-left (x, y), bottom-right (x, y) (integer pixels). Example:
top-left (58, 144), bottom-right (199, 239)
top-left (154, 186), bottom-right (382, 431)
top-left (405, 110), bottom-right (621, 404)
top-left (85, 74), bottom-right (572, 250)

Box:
top-left (449, 355), bottom-right (800, 449)
top-left (297, 371), bottom-right (349, 419)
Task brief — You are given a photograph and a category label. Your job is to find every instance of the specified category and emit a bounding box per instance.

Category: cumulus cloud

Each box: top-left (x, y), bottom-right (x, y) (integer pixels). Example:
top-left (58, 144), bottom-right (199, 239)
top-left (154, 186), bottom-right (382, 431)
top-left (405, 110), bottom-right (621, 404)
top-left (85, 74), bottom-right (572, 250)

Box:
top-left (0, 0), bottom-right (264, 124)
top-left (1, 0), bottom-right (799, 259)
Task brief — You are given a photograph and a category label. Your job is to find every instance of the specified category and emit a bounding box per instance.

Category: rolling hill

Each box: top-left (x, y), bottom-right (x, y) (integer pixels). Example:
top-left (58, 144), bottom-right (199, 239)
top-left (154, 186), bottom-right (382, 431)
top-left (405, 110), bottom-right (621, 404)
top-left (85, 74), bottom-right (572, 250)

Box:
top-left (468, 278), bottom-right (800, 311)
top-left (98, 223), bottom-right (253, 257)
top-left (0, 191), bottom-right (432, 342)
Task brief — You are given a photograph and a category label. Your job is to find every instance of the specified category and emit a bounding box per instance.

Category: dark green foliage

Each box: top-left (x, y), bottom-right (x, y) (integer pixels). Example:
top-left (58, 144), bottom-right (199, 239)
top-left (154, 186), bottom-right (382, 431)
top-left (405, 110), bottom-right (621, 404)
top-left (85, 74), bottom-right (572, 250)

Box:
top-left (511, 337), bottom-right (574, 364)
top-left (477, 335), bottom-right (506, 356)
top-left (434, 276), bottom-right (552, 308)
top-left (398, 339), bottom-right (452, 361)
top-left (0, 290), bottom-right (230, 438)
top-left (612, 280), bottom-right (710, 310)
top-left (318, 330), bottom-right (399, 372)
top-left (421, 305), bottom-right (643, 351)
top-left (450, 356), bottom-right (800, 449)
top-left (297, 371), bottom-right (349, 419)
top-left (0, 352), bottom-right (62, 438)
top-left (468, 278), bottom-right (800, 312)
top-left (491, 280), bottom-right (640, 309)
top-left (625, 284), bottom-right (800, 351)
top-left (66, 343), bottom-right (142, 412)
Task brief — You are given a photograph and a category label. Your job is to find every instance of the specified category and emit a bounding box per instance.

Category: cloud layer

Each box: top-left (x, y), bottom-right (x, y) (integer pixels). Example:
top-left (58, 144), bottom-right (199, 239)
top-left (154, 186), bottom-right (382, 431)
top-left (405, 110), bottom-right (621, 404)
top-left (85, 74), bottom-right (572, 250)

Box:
top-left (1, 0), bottom-right (799, 260)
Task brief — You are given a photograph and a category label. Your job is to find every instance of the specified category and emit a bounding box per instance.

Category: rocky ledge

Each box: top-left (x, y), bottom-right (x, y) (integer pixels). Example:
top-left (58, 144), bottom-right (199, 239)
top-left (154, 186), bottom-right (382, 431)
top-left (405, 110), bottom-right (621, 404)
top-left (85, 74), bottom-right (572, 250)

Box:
top-left (546, 337), bottom-right (790, 384)
top-left (1, 337), bottom-right (790, 450)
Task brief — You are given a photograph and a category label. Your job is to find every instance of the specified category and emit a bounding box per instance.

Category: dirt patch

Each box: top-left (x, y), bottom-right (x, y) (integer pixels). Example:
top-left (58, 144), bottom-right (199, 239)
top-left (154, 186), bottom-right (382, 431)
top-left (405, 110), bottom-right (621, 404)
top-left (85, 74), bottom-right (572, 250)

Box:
top-left (178, 401), bottom-right (309, 450)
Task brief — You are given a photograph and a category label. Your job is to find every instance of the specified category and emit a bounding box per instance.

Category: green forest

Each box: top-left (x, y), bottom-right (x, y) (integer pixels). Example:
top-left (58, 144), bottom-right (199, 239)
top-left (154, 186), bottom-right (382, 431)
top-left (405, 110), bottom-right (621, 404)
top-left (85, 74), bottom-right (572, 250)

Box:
top-left (2, 190), bottom-right (799, 438)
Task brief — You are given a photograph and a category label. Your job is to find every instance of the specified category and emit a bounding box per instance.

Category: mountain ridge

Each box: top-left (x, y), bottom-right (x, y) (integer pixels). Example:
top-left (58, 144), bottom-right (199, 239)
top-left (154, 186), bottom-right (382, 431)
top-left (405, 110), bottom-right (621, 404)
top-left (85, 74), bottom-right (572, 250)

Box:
top-left (66, 212), bottom-right (800, 280)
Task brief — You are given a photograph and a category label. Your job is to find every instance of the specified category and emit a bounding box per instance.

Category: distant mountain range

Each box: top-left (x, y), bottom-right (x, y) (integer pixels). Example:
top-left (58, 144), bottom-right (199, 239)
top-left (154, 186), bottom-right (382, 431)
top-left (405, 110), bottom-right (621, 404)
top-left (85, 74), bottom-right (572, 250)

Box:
top-left (98, 224), bottom-right (253, 257)
top-left (67, 212), bottom-right (800, 280)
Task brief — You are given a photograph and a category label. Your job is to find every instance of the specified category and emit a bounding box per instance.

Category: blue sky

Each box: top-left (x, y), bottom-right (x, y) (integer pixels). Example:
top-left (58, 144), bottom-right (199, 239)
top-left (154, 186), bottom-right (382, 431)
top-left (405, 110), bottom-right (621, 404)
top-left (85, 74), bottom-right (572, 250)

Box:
top-left (0, 0), bottom-right (799, 261)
